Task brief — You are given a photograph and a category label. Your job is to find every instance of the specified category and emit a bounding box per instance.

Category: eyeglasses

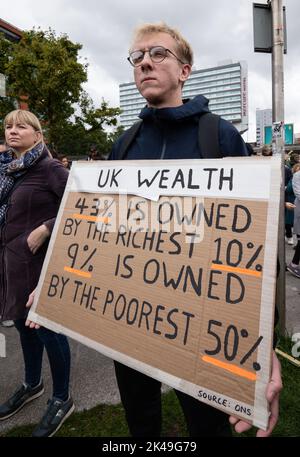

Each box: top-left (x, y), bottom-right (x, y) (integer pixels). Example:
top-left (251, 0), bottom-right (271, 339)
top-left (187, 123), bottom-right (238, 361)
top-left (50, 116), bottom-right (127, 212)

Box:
top-left (127, 46), bottom-right (186, 67)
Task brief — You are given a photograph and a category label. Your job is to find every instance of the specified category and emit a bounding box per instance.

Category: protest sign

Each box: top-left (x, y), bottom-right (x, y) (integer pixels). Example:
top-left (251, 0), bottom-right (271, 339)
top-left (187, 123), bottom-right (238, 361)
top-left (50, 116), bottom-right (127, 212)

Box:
top-left (29, 157), bottom-right (281, 429)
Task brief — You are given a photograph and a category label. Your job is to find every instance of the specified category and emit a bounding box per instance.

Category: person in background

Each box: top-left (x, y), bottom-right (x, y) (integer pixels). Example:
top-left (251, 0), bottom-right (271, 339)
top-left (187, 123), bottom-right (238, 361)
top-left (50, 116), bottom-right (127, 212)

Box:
top-left (285, 163), bottom-right (292, 186)
top-left (87, 146), bottom-right (100, 161)
top-left (285, 163), bottom-right (300, 245)
top-left (261, 145), bottom-right (272, 157)
top-left (286, 151), bottom-right (299, 169)
top-left (0, 110), bottom-right (74, 437)
top-left (287, 164), bottom-right (300, 278)
top-left (109, 21), bottom-right (282, 438)
top-left (60, 155), bottom-right (71, 169)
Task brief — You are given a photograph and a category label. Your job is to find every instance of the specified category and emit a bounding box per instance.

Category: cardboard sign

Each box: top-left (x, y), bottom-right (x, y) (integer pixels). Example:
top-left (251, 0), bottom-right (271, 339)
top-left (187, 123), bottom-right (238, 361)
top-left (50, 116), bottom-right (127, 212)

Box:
top-left (29, 157), bottom-right (281, 430)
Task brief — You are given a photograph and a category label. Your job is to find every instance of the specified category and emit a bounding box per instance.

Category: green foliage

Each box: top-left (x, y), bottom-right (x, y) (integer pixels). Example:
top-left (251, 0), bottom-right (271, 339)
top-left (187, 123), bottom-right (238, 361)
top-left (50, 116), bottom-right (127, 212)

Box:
top-left (0, 28), bottom-right (121, 153)
top-left (51, 119), bottom-right (109, 158)
top-left (0, 33), bottom-right (16, 131)
top-left (79, 92), bottom-right (121, 131)
top-left (51, 95), bottom-right (121, 157)
top-left (0, 32), bottom-right (13, 71)
top-left (0, 97), bottom-right (16, 134)
top-left (2, 28), bottom-right (87, 139)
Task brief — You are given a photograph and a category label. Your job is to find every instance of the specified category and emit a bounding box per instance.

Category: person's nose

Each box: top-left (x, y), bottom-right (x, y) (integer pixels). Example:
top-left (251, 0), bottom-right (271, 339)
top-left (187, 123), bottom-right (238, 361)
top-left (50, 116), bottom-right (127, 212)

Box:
top-left (9, 125), bottom-right (18, 134)
top-left (140, 51), bottom-right (153, 70)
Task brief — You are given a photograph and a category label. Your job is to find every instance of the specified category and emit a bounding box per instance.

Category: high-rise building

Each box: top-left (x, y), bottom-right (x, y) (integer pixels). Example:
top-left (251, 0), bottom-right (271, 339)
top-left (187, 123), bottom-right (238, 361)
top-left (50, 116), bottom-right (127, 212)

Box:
top-left (119, 61), bottom-right (248, 133)
top-left (256, 108), bottom-right (272, 146)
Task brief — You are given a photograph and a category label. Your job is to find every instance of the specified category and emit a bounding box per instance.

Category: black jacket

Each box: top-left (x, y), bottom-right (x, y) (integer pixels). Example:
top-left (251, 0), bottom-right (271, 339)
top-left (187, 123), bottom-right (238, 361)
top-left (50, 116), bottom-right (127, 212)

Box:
top-left (0, 150), bottom-right (68, 321)
top-left (110, 95), bottom-right (248, 160)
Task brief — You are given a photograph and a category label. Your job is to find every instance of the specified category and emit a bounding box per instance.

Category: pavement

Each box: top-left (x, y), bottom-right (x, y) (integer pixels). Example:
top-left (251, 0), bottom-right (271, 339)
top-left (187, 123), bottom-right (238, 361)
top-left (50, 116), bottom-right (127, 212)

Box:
top-left (0, 242), bottom-right (299, 435)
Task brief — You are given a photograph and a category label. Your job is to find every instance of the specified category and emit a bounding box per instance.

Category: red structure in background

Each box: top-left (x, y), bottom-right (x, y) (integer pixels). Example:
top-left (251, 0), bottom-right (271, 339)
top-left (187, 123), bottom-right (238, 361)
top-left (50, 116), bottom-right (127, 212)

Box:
top-left (0, 18), bottom-right (22, 41)
top-left (0, 18), bottom-right (28, 110)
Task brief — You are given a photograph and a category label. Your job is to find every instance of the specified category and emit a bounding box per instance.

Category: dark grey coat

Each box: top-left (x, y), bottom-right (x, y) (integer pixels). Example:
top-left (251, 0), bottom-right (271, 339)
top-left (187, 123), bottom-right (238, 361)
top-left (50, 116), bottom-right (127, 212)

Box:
top-left (0, 149), bottom-right (68, 321)
top-left (293, 170), bottom-right (300, 235)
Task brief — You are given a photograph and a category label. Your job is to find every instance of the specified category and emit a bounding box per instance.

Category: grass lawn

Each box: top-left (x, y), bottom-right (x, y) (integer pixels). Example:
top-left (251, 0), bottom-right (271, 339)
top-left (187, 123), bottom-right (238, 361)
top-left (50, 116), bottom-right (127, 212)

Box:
top-left (2, 336), bottom-right (300, 437)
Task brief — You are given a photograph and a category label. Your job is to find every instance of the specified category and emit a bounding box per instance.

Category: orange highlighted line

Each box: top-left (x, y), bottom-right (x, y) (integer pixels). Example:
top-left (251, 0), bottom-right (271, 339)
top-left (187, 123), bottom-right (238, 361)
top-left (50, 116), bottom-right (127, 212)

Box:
top-left (64, 266), bottom-right (92, 278)
top-left (72, 213), bottom-right (110, 224)
top-left (211, 263), bottom-right (262, 278)
top-left (202, 355), bottom-right (257, 381)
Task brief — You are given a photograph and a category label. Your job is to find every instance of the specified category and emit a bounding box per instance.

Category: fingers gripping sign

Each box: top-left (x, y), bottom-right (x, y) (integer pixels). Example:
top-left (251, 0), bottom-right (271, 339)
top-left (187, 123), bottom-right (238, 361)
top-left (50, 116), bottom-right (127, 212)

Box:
top-left (25, 289), bottom-right (40, 329)
top-left (229, 351), bottom-right (282, 436)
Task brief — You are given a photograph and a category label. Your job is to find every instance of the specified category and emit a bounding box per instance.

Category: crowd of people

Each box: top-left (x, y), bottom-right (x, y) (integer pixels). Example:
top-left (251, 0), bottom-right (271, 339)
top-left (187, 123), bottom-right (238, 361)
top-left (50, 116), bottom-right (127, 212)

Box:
top-left (1, 21), bottom-right (295, 438)
top-left (249, 144), bottom-right (300, 278)
top-left (285, 151), bottom-right (300, 278)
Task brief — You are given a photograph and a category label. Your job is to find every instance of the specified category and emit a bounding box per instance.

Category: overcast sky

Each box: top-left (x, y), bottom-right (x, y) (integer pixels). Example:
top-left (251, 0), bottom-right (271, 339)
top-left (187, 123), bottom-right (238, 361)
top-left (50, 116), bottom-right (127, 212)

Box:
top-left (1, 0), bottom-right (299, 142)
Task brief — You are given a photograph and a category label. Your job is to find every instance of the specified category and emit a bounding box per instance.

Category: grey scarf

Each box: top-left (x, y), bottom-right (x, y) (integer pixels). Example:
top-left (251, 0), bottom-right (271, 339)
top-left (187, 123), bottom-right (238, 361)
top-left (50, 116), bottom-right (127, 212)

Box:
top-left (0, 142), bottom-right (44, 225)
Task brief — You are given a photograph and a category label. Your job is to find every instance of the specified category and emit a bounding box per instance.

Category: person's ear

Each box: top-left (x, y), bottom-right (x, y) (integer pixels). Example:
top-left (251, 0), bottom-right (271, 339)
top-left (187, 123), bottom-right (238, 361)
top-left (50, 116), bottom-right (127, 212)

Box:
top-left (179, 64), bottom-right (192, 84)
top-left (35, 131), bottom-right (42, 143)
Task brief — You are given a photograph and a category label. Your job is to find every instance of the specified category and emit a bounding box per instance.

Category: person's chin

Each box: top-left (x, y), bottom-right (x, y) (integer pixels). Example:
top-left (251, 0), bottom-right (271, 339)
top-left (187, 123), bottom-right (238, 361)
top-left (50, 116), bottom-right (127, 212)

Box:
top-left (141, 89), bottom-right (162, 104)
top-left (8, 140), bottom-right (21, 146)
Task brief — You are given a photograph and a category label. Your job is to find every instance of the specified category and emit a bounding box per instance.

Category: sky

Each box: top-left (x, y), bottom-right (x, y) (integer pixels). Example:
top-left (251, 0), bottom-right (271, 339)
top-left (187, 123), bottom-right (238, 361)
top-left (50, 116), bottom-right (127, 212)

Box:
top-left (1, 0), bottom-right (299, 142)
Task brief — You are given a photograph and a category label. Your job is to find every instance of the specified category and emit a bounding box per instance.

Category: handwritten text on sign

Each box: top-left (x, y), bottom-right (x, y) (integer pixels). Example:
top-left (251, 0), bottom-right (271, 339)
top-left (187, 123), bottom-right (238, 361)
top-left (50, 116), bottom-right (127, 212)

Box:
top-left (30, 158), bottom-right (281, 430)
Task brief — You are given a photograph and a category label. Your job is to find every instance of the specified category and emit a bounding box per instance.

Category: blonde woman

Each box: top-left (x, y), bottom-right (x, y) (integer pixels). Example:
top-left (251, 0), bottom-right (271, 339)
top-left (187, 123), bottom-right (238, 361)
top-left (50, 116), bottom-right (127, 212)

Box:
top-left (0, 110), bottom-right (74, 436)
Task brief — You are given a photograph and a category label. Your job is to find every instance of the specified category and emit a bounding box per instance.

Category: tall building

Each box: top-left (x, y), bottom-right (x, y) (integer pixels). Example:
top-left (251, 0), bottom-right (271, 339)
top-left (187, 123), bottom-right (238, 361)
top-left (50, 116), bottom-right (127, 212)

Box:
top-left (256, 108), bottom-right (272, 146)
top-left (119, 61), bottom-right (248, 133)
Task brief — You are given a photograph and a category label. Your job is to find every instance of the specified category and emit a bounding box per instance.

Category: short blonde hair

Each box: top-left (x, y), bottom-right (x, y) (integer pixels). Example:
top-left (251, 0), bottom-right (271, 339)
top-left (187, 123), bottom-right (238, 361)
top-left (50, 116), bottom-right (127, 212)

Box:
top-left (130, 22), bottom-right (193, 66)
top-left (4, 110), bottom-right (43, 139)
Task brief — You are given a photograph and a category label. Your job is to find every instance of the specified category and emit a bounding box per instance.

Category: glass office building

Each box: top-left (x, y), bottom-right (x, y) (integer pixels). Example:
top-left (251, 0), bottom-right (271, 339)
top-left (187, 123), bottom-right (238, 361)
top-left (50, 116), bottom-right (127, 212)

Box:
top-left (256, 108), bottom-right (272, 146)
top-left (119, 61), bottom-right (248, 133)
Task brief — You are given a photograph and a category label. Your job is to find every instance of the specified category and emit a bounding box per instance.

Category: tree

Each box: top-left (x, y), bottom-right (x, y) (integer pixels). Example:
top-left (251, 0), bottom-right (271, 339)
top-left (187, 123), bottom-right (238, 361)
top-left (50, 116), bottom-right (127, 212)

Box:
top-left (79, 92), bottom-right (121, 131)
top-left (0, 28), bottom-right (88, 145)
top-left (0, 33), bottom-right (17, 123)
top-left (0, 28), bottom-right (122, 154)
top-left (52, 93), bottom-right (121, 157)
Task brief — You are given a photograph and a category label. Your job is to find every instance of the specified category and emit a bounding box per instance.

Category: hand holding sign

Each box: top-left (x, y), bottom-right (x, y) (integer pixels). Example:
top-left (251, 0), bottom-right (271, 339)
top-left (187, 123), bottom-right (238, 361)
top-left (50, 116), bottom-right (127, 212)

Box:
top-left (25, 289), bottom-right (40, 329)
top-left (27, 224), bottom-right (50, 254)
top-left (29, 158), bottom-right (281, 431)
top-left (229, 351), bottom-right (282, 436)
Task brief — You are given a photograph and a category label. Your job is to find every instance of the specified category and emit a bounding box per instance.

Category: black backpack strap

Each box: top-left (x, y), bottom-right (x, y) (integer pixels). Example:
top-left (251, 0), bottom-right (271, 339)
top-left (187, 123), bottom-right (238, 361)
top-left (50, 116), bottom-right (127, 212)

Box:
top-left (118, 120), bottom-right (143, 160)
top-left (198, 112), bottom-right (222, 158)
top-left (118, 113), bottom-right (222, 160)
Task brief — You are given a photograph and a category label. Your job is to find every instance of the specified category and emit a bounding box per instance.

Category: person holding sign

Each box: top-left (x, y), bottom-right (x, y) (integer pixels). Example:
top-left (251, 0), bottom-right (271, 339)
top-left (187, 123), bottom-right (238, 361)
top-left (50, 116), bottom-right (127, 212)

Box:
top-left (0, 110), bottom-right (74, 437)
top-left (109, 22), bottom-right (282, 437)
